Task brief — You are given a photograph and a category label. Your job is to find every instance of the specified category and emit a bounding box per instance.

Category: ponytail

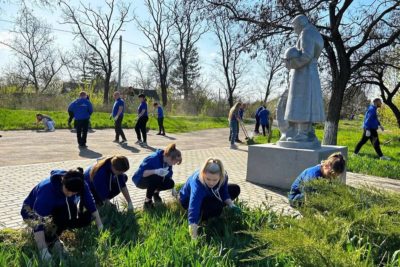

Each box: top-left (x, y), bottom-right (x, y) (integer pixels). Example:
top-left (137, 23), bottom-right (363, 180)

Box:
top-left (164, 143), bottom-right (182, 165)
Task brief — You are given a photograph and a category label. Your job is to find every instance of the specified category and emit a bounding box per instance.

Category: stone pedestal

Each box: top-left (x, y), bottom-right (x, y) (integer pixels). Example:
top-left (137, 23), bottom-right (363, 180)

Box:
top-left (246, 144), bottom-right (348, 190)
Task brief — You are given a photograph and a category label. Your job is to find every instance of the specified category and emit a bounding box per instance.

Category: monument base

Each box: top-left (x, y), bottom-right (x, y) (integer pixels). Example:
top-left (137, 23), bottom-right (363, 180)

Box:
top-left (246, 144), bottom-right (348, 190)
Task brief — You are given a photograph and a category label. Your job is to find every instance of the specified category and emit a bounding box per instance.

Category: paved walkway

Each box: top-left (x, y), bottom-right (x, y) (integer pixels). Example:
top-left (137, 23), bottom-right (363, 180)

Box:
top-left (1, 128), bottom-right (399, 229)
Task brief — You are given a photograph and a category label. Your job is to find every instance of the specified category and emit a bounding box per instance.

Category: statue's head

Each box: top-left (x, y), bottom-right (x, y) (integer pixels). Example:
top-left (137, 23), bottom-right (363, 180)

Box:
top-left (292, 15), bottom-right (309, 35)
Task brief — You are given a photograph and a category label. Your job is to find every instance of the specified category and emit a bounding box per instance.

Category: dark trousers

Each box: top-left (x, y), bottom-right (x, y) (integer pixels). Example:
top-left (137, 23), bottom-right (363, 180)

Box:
top-left (157, 117), bottom-right (165, 134)
top-left (21, 203), bottom-right (92, 243)
top-left (181, 184), bottom-right (240, 222)
top-left (255, 117), bottom-right (260, 133)
top-left (90, 174), bottom-right (128, 206)
top-left (75, 119), bottom-right (89, 146)
top-left (114, 116), bottom-right (127, 141)
top-left (136, 174), bottom-right (175, 199)
top-left (135, 116), bottom-right (148, 142)
top-left (354, 129), bottom-right (383, 157)
top-left (261, 123), bottom-right (269, 136)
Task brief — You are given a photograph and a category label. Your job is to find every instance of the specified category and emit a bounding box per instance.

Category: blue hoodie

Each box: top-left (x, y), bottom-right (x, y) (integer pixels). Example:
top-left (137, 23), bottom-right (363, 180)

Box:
top-left (112, 98), bottom-right (125, 118)
top-left (179, 170), bottom-right (230, 225)
top-left (363, 105), bottom-right (381, 130)
top-left (288, 165), bottom-right (322, 200)
top-left (84, 161), bottom-right (127, 201)
top-left (259, 109), bottom-right (270, 126)
top-left (68, 98), bottom-right (93, 120)
top-left (132, 149), bottom-right (173, 186)
top-left (21, 170), bottom-right (97, 232)
top-left (255, 106), bottom-right (264, 119)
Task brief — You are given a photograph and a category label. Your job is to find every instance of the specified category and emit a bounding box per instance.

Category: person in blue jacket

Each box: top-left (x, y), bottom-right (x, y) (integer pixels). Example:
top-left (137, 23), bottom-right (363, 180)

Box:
top-left (132, 143), bottom-right (182, 209)
top-left (258, 107), bottom-right (270, 136)
top-left (254, 103), bottom-right (265, 134)
top-left (179, 157), bottom-right (241, 239)
top-left (153, 102), bottom-right (165, 136)
top-left (84, 155), bottom-right (133, 211)
top-left (68, 91), bottom-right (93, 148)
top-left (354, 98), bottom-right (390, 160)
top-left (21, 168), bottom-right (103, 260)
top-left (135, 94), bottom-right (149, 147)
top-left (111, 91), bottom-right (127, 143)
top-left (288, 153), bottom-right (346, 206)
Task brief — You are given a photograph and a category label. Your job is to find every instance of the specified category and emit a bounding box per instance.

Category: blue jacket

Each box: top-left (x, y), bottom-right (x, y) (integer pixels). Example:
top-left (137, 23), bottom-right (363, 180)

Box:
top-left (255, 106), bottom-right (264, 119)
top-left (157, 106), bottom-right (164, 118)
top-left (259, 109), bottom-right (269, 125)
top-left (289, 165), bottom-right (322, 200)
top-left (132, 150), bottom-right (173, 185)
top-left (84, 161), bottom-right (127, 201)
top-left (239, 108), bottom-right (244, 120)
top-left (21, 170), bottom-right (97, 231)
top-left (68, 98), bottom-right (93, 120)
top-left (363, 105), bottom-right (380, 130)
top-left (179, 170), bottom-right (230, 224)
top-left (112, 98), bottom-right (124, 118)
top-left (138, 101), bottom-right (148, 117)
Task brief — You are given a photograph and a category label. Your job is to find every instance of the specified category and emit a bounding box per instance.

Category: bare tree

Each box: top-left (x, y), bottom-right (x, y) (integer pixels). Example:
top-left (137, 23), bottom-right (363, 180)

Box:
top-left (212, 14), bottom-right (245, 107)
top-left (132, 60), bottom-right (156, 90)
top-left (355, 49), bottom-right (400, 127)
top-left (257, 37), bottom-right (285, 103)
top-left (59, 0), bottom-right (132, 104)
top-left (136, 0), bottom-right (175, 107)
top-left (0, 5), bottom-right (63, 93)
top-left (169, 0), bottom-right (206, 101)
top-left (206, 0), bottom-right (400, 145)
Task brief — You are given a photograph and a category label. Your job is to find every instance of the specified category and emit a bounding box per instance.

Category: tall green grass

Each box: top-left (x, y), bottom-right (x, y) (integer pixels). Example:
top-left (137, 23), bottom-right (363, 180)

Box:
top-left (247, 180), bottom-right (400, 266)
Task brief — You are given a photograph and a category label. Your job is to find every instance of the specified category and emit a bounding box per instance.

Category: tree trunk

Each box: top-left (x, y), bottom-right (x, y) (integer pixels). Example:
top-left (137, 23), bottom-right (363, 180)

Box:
top-left (383, 100), bottom-right (400, 128)
top-left (103, 73), bottom-right (111, 104)
top-left (161, 83), bottom-right (168, 107)
top-left (228, 91), bottom-right (233, 107)
top-left (322, 78), bottom-right (347, 145)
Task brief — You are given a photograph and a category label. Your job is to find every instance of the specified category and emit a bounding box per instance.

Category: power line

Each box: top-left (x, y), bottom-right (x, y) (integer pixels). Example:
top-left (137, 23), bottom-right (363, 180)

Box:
top-left (0, 18), bottom-right (146, 48)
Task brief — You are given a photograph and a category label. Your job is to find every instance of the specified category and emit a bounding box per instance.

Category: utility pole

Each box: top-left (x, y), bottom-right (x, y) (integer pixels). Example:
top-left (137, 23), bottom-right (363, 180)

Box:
top-left (117, 35), bottom-right (122, 91)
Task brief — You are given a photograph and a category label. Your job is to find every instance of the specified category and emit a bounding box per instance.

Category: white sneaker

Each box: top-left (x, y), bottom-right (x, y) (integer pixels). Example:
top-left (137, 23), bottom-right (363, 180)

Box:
top-left (230, 144), bottom-right (237, 149)
top-left (135, 140), bottom-right (142, 145)
top-left (141, 142), bottom-right (148, 147)
top-left (380, 156), bottom-right (391, 160)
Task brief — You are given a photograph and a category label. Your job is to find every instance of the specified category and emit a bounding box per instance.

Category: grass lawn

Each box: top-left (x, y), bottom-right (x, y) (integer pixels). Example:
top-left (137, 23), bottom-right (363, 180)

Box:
top-left (1, 182), bottom-right (399, 266)
top-left (254, 119), bottom-right (400, 180)
top-left (0, 108), bottom-right (232, 132)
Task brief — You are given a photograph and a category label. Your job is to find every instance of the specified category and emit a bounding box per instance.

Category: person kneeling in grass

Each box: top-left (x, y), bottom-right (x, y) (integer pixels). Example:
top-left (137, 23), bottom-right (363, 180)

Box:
top-left (179, 157), bottom-right (241, 239)
top-left (36, 113), bottom-right (55, 132)
top-left (21, 168), bottom-right (103, 261)
top-left (288, 153), bottom-right (346, 206)
top-left (132, 143), bottom-right (182, 209)
top-left (84, 156), bottom-right (133, 211)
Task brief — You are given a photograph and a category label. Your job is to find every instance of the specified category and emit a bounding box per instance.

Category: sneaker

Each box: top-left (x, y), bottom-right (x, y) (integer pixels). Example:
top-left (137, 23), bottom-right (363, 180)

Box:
top-left (353, 153), bottom-right (359, 157)
top-left (143, 200), bottom-right (154, 210)
top-left (153, 193), bottom-right (162, 203)
top-left (141, 142), bottom-right (148, 147)
top-left (120, 139), bottom-right (127, 144)
top-left (113, 139), bottom-right (119, 143)
top-left (135, 140), bottom-right (142, 145)
top-left (79, 144), bottom-right (88, 148)
top-left (230, 144), bottom-right (237, 149)
top-left (156, 133), bottom-right (162, 135)
top-left (235, 139), bottom-right (243, 143)
top-left (161, 133), bottom-right (165, 136)
top-left (380, 156), bottom-right (391, 160)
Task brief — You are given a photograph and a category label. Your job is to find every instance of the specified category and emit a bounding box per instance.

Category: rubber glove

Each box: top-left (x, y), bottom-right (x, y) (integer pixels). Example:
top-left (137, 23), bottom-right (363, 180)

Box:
top-left (365, 130), bottom-right (371, 137)
top-left (230, 204), bottom-right (242, 215)
top-left (154, 168), bottom-right (169, 177)
top-left (40, 248), bottom-right (52, 261)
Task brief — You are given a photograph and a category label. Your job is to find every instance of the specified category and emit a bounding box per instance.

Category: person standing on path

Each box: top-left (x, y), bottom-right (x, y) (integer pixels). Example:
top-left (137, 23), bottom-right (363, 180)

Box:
top-left (111, 91), bottom-right (127, 143)
top-left (153, 102), bottom-right (165, 136)
top-left (236, 103), bottom-right (246, 143)
top-left (228, 102), bottom-right (241, 149)
top-left (68, 91), bottom-right (93, 148)
top-left (254, 103), bottom-right (264, 134)
top-left (354, 98), bottom-right (390, 160)
top-left (135, 94), bottom-right (149, 147)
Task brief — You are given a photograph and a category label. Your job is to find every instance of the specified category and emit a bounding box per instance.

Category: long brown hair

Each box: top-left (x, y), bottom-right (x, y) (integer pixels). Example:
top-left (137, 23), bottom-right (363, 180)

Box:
top-left (90, 156), bottom-right (130, 181)
top-left (164, 143), bottom-right (182, 165)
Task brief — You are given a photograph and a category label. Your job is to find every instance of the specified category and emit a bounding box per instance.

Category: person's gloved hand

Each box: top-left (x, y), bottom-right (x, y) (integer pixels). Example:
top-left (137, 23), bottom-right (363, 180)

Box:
top-left (189, 224), bottom-right (198, 239)
top-left (127, 202), bottom-right (134, 211)
top-left (154, 168), bottom-right (169, 177)
top-left (113, 115), bottom-right (119, 121)
top-left (380, 125), bottom-right (385, 131)
top-left (97, 223), bottom-right (104, 232)
top-left (365, 130), bottom-right (371, 137)
top-left (40, 247), bottom-right (52, 261)
top-left (230, 204), bottom-right (242, 215)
